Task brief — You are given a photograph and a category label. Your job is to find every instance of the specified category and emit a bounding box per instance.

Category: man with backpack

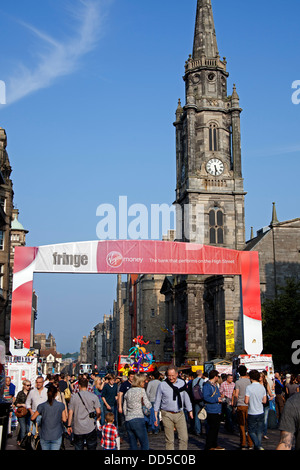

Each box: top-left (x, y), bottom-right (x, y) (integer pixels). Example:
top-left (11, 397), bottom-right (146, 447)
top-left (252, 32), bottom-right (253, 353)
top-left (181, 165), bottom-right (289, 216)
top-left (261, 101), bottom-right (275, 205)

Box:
top-left (191, 370), bottom-right (205, 436)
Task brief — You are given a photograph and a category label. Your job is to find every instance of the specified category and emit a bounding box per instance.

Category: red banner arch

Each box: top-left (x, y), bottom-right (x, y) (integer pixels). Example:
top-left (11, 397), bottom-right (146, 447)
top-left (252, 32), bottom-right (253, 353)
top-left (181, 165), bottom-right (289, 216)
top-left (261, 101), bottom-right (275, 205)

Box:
top-left (9, 240), bottom-right (262, 357)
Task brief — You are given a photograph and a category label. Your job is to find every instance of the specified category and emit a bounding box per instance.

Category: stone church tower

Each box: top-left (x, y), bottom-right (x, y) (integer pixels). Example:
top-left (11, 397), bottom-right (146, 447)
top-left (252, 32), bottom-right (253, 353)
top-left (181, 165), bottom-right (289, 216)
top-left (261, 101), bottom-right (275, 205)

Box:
top-left (164, 0), bottom-right (246, 365)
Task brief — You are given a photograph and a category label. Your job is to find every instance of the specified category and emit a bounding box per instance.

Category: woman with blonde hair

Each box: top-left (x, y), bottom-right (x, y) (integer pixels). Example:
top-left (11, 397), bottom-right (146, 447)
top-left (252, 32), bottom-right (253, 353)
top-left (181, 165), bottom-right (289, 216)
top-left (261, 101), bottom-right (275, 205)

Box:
top-left (15, 380), bottom-right (31, 445)
top-left (123, 373), bottom-right (152, 450)
top-left (93, 376), bottom-right (105, 425)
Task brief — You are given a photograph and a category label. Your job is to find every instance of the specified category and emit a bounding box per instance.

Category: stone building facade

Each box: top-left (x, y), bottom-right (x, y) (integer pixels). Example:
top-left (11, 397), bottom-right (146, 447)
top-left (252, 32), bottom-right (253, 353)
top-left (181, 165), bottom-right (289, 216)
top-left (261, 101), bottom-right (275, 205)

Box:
top-left (245, 205), bottom-right (300, 301)
top-left (110, 273), bottom-right (167, 367)
top-left (0, 128), bottom-right (14, 349)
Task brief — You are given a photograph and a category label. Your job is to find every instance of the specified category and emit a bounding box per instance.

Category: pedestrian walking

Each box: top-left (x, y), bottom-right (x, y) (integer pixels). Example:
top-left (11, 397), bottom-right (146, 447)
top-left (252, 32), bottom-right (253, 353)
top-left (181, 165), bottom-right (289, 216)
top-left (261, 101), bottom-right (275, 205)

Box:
top-left (244, 369), bottom-right (267, 450)
top-left (219, 373), bottom-right (235, 433)
top-left (30, 384), bottom-right (67, 450)
top-left (274, 372), bottom-right (285, 422)
top-left (101, 374), bottom-right (118, 425)
top-left (98, 411), bottom-right (120, 450)
top-left (118, 372), bottom-right (134, 412)
top-left (118, 370), bottom-right (135, 432)
top-left (203, 369), bottom-right (225, 450)
top-left (259, 372), bottom-right (274, 440)
top-left (14, 380), bottom-right (31, 445)
top-left (93, 376), bottom-right (105, 425)
top-left (232, 365), bottom-right (253, 450)
top-left (67, 376), bottom-right (101, 450)
top-left (72, 374), bottom-right (94, 394)
top-left (123, 373), bottom-right (151, 450)
top-left (4, 376), bottom-right (16, 436)
top-left (145, 370), bottom-right (161, 435)
top-left (154, 365), bottom-right (193, 451)
top-left (58, 373), bottom-right (68, 394)
top-left (25, 376), bottom-right (48, 435)
top-left (285, 374), bottom-right (299, 398)
top-left (190, 370), bottom-right (205, 436)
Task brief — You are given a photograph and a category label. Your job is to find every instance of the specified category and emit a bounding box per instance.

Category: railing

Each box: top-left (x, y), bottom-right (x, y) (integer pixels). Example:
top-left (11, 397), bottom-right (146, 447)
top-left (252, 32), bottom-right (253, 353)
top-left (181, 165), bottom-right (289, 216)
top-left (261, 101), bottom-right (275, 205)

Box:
top-left (185, 56), bottom-right (227, 72)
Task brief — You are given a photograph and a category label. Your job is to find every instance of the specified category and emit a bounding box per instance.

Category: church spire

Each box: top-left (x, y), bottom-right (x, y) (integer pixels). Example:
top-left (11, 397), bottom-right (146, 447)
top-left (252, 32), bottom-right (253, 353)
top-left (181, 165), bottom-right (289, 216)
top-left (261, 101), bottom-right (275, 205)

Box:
top-left (270, 202), bottom-right (279, 226)
top-left (193, 0), bottom-right (219, 59)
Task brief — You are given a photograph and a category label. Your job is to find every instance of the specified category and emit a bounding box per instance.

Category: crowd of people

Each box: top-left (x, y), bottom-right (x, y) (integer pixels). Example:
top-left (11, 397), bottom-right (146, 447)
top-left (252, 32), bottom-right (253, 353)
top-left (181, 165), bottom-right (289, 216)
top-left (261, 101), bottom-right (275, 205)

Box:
top-left (4, 365), bottom-right (300, 451)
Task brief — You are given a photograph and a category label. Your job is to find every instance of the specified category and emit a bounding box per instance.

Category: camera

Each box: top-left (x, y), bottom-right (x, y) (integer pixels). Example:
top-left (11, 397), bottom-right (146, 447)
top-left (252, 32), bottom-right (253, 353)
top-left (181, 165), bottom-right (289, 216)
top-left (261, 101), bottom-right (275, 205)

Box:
top-left (89, 411), bottom-right (96, 419)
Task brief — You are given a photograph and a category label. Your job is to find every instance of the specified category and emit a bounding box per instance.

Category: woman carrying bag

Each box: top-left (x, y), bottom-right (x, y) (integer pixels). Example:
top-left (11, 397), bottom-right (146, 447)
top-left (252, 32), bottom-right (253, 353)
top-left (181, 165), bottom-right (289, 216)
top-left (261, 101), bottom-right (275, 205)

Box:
top-left (31, 384), bottom-right (67, 450)
top-left (123, 373), bottom-right (152, 450)
top-left (15, 380), bottom-right (32, 446)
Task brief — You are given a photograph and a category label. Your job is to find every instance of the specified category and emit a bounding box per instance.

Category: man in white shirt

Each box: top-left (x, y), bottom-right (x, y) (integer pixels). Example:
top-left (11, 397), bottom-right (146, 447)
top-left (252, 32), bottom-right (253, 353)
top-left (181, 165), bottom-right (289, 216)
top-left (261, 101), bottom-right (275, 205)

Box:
top-left (26, 376), bottom-right (48, 433)
top-left (245, 370), bottom-right (266, 450)
top-left (154, 366), bottom-right (193, 450)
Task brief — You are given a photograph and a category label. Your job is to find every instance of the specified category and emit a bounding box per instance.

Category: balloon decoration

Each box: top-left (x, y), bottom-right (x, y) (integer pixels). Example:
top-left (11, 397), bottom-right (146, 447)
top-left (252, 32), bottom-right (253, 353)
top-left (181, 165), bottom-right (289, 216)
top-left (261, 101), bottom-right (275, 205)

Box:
top-left (128, 335), bottom-right (155, 372)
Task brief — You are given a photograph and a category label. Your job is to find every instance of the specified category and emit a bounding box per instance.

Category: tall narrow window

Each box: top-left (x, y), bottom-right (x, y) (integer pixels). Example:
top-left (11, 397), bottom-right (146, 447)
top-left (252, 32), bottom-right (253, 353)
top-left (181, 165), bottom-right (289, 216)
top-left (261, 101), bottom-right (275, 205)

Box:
top-left (0, 264), bottom-right (3, 295)
top-left (0, 231), bottom-right (4, 250)
top-left (209, 208), bottom-right (224, 245)
top-left (209, 123), bottom-right (218, 151)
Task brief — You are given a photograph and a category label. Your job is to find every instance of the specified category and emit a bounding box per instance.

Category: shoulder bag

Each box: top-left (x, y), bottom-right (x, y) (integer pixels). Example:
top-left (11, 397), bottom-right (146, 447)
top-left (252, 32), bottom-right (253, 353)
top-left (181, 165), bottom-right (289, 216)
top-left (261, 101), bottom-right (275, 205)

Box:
top-left (198, 382), bottom-right (218, 421)
top-left (78, 392), bottom-right (96, 419)
top-left (15, 406), bottom-right (28, 418)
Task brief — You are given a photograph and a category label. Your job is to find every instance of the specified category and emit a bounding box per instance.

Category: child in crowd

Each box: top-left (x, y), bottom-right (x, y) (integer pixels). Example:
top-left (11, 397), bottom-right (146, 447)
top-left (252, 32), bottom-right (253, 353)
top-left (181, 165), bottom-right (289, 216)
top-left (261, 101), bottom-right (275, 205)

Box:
top-left (98, 412), bottom-right (120, 450)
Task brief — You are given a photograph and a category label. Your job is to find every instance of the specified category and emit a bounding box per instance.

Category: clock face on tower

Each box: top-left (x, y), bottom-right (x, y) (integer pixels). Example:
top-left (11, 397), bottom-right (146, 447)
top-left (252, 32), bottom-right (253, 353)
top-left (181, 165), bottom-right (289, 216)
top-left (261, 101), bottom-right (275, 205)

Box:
top-left (206, 158), bottom-right (224, 176)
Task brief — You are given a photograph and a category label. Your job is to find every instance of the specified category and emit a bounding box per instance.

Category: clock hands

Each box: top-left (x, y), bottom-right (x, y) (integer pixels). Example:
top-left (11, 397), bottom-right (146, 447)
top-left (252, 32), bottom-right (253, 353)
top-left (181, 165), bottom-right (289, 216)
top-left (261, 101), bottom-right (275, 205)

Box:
top-left (206, 158), bottom-right (224, 176)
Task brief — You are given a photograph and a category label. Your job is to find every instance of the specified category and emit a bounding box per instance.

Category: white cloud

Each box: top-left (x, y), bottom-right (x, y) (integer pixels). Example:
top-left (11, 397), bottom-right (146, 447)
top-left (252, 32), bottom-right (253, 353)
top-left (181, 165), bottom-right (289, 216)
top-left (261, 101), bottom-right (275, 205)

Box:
top-left (5, 0), bottom-right (104, 105)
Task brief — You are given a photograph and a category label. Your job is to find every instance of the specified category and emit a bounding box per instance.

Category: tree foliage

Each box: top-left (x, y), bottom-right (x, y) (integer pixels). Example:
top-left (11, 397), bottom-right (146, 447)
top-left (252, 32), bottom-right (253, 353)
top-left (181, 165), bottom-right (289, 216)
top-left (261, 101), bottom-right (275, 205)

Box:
top-left (262, 278), bottom-right (300, 370)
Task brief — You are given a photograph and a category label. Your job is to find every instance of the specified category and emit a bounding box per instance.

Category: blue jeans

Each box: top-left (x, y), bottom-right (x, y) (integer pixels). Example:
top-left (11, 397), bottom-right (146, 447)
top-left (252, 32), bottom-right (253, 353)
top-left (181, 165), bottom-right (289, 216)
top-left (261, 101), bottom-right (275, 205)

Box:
top-left (263, 406), bottom-right (269, 436)
top-left (32, 414), bottom-right (42, 436)
top-left (18, 415), bottom-right (30, 441)
top-left (98, 397), bottom-right (105, 426)
top-left (194, 403), bottom-right (203, 434)
top-left (147, 402), bottom-right (159, 434)
top-left (247, 413), bottom-right (264, 449)
top-left (125, 418), bottom-right (149, 450)
top-left (40, 436), bottom-right (62, 450)
top-left (105, 404), bottom-right (118, 427)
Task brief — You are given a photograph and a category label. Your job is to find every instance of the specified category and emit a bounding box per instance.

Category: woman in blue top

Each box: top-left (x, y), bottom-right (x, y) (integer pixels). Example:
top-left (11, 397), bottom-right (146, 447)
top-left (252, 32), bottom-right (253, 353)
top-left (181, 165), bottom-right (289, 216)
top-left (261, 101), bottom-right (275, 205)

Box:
top-left (31, 384), bottom-right (67, 450)
top-left (203, 370), bottom-right (225, 450)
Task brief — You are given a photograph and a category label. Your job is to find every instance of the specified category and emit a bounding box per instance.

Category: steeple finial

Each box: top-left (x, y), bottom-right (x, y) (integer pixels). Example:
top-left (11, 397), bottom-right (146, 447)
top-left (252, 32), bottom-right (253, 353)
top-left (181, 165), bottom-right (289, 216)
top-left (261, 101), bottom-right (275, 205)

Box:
top-left (193, 0), bottom-right (218, 60)
top-left (270, 202), bottom-right (279, 226)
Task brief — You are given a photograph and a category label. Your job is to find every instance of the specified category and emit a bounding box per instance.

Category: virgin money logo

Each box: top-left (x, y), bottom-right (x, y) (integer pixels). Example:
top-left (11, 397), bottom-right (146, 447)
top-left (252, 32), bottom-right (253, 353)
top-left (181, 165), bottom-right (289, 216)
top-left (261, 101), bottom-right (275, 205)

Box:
top-left (106, 251), bottom-right (123, 268)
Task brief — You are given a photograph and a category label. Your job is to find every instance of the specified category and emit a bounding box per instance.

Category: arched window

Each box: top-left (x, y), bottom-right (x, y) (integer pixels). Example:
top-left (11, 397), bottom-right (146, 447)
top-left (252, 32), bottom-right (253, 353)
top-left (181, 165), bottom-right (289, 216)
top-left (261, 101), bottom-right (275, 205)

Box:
top-left (209, 208), bottom-right (224, 245)
top-left (209, 123), bottom-right (218, 151)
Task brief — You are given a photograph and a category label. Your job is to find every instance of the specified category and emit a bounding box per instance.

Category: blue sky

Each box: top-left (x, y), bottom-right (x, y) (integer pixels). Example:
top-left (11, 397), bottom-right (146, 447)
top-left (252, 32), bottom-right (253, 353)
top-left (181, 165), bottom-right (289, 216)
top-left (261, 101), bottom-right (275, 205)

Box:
top-left (1, 0), bottom-right (300, 354)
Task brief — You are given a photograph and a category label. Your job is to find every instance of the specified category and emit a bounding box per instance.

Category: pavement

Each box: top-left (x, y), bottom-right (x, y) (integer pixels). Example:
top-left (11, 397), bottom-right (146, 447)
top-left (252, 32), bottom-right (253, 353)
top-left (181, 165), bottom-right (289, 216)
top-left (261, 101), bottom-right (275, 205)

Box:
top-left (5, 420), bottom-right (282, 452)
